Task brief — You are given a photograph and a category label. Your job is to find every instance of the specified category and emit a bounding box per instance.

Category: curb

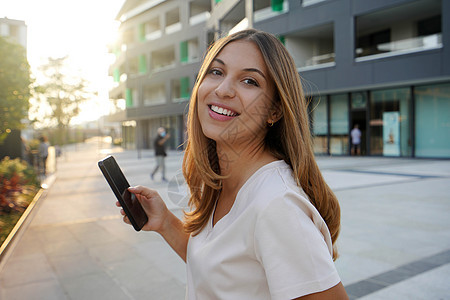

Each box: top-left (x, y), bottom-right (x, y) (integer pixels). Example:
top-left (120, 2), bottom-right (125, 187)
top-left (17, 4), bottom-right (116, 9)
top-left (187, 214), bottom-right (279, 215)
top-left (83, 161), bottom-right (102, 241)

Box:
top-left (0, 174), bottom-right (56, 272)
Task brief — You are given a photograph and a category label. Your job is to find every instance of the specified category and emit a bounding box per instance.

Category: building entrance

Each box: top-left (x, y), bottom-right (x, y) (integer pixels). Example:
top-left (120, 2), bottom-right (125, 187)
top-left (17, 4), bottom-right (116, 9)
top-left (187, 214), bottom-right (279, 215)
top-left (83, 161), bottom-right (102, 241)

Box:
top-left (350, 110), bottom-right (366, 155)
top-left (350, 92), bottom-right (368, 155)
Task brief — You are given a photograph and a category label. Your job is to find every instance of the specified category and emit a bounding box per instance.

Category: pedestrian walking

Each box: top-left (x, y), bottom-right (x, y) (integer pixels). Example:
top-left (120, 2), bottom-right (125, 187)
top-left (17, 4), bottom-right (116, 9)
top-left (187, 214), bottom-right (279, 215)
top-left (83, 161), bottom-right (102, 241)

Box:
top-left (118, 29), bottom-right (348, 299)
top-left (38, 136), bottom-right (49, 175)
top-left (150, 127), bottom-right (170, 182)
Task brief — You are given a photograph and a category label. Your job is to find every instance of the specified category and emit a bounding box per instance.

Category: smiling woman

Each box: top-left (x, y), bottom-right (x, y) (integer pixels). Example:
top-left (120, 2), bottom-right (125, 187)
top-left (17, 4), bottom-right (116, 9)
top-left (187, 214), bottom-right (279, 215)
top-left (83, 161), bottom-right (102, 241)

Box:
top-left (116, 29), bottom-right (348, 299)
top-left (197, 40), bottom-right (277, 151)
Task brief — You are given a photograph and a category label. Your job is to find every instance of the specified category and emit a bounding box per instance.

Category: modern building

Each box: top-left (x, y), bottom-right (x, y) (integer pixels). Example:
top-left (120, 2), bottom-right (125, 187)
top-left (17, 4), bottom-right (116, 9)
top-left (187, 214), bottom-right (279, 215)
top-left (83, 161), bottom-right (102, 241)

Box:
top-left (108, 0), bottom-right (213, 150)
top-left (109, 0), bottom-right (449, 158)
top-left (0, 17), bottom-right (27, 49)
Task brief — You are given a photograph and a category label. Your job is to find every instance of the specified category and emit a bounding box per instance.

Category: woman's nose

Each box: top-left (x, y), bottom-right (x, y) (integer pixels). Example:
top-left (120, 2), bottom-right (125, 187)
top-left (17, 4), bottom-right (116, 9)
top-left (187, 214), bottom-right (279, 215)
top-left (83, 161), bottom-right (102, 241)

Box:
top-left (214, 78), bottom-right (236, 98)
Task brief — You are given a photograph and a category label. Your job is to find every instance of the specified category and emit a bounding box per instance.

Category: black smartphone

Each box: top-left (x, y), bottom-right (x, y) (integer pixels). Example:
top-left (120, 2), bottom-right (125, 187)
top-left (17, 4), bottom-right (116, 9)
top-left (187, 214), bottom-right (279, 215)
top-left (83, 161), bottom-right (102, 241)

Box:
top-left (98, 155), bottom-right (148, 231)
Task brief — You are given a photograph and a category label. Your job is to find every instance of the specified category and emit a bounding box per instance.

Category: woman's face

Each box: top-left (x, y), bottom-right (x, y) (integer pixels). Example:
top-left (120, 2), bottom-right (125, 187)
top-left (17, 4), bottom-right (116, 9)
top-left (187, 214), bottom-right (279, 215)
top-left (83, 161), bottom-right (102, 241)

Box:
top-left (197, 40), bottom-right (276, 152)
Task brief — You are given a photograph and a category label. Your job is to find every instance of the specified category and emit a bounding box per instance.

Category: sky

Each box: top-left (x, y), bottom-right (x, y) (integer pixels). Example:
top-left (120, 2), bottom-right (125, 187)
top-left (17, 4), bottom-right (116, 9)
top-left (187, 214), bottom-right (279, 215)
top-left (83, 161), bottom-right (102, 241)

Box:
top-left (1, 0), bottom-right (125, 124)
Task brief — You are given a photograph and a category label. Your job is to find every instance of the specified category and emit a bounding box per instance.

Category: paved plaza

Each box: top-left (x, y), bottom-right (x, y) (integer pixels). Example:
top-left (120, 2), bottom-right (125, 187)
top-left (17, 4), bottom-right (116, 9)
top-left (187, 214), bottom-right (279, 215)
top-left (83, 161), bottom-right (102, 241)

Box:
top-left (0, 138), bottom-right (449, 299)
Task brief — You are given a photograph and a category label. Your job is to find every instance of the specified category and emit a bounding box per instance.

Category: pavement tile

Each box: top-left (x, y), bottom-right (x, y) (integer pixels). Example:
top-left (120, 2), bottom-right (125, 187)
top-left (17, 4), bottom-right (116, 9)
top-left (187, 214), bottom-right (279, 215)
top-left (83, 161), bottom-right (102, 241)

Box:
top-left (0, 252), bottom-right (56, 288)
top-left (60, 272), bottom-right (132, 300)
top-left (47, 252), bottom-right (103, 279)
top-left (2, 279), bottom-right (68, 300)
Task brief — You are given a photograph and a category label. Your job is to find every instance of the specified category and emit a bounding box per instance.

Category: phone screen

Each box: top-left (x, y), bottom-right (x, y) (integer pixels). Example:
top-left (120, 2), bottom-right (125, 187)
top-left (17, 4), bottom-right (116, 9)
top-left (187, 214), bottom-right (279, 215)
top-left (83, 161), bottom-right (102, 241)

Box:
top-left (98, 156), bottom-right (148, 231)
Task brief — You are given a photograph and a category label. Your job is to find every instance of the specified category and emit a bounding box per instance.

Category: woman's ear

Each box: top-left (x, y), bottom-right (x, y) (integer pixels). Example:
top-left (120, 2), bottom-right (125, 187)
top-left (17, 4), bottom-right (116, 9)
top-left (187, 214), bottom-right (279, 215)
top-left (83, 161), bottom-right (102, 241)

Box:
top-left (268, 102), bottom-right (283, 124)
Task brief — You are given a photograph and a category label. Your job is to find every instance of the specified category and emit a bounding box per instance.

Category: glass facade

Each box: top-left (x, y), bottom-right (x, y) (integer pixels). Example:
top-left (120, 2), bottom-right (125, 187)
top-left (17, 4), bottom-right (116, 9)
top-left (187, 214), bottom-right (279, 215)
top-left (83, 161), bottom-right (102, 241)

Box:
top-left (369, 88), bottom-right (411, 156)
top-left (307, 82), bottom-right (450, 158)
top-left (415, 83), bottom-right (450, 158)
top-left (310, 96), bottom-right (328, 154)
top-left (329, 94), bottom-right (349, 155)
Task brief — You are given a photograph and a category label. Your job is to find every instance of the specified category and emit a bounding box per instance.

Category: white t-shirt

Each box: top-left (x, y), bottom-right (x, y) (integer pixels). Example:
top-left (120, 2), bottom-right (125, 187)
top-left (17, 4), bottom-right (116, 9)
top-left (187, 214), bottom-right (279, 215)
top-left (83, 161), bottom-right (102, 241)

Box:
top-left (186, 160), bottom-right (340, 300)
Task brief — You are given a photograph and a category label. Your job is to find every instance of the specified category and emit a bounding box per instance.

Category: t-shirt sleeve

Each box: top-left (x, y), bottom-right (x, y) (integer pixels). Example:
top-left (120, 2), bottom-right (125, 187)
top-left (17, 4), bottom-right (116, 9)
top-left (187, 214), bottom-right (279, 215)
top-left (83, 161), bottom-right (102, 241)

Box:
top-left (254, 191), bottom-right (340, 300)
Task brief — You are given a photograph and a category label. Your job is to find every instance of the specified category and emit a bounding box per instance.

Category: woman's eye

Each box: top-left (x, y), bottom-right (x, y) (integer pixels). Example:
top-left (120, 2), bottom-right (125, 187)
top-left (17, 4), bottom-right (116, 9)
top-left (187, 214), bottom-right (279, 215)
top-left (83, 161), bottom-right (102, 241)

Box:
top-left (209, 69), bottom-right (222, 76)
top-left (243, 78), bottom-right (259, 86)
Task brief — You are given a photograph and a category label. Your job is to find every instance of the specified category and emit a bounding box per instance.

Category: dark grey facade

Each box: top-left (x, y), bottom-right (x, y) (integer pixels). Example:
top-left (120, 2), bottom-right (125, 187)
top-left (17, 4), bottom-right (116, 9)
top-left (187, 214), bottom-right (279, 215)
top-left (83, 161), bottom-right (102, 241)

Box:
top-left (109, 0), bottom-right (450, 158)
top-left (255, 0), bottom-right (449, 94)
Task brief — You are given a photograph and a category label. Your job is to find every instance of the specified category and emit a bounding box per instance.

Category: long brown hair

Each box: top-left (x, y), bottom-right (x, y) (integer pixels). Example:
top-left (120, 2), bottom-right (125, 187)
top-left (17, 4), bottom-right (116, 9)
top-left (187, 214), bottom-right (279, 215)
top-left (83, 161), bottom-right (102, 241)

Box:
top-left (183, 29), bottom-right (341, 260)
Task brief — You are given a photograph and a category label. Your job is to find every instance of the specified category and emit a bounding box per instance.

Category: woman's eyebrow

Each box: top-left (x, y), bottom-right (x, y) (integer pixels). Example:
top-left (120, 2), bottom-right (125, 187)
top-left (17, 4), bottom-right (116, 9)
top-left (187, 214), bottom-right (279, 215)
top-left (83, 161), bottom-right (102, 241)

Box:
top-left (213, 58), bottom-right (225, 65)
top-left (212, 58), bottom-right (266, 80)
top-left (243, 68), bottom-right (266, 80)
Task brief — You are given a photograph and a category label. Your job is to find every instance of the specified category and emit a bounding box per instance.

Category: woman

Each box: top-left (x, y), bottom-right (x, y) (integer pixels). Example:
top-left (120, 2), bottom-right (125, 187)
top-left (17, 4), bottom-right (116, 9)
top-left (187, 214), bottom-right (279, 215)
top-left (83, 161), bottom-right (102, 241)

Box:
top-left (119, 29), bottom-right (348, 299)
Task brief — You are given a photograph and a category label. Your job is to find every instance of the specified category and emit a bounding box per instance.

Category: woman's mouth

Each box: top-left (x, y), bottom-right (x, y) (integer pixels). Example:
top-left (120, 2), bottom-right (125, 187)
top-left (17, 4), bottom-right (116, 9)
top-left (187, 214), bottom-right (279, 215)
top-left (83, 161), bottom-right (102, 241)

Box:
top-left (209, 105), bottom-right (238, 117)
top-left (208, 104), bottom-right (239, 121)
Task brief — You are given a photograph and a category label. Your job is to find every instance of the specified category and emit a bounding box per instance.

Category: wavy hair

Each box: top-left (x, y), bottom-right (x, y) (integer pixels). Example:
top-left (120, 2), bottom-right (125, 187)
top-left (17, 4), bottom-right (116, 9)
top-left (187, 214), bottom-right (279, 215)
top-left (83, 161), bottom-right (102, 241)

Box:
top-left (182, 29), bottom-right (341, 260)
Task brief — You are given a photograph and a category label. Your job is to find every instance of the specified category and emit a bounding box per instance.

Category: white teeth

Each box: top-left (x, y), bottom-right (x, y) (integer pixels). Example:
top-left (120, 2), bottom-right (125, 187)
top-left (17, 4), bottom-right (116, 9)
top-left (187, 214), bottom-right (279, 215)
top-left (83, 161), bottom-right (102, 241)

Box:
top-left (210, 105), bottom-right (237, 117)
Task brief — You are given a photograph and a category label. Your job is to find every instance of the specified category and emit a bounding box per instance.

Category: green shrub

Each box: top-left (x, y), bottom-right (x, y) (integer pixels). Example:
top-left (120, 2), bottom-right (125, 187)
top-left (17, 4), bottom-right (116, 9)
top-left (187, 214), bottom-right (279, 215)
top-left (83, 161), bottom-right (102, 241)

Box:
top-left (0, 157), bottom-right (39, 214)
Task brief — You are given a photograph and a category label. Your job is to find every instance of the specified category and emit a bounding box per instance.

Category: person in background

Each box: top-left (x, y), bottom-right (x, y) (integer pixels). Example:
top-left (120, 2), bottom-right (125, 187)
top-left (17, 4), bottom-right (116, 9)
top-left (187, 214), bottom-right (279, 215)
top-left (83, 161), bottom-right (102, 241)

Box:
top-left (150, 127), bottom-right (170, 182)
top-left (118, 29), bottom-right (348, 299)
top-left (351, 124), bottom-right (362, 156)
top-left (21, 137), bottom-right (30, 164)
top-left (38, 136), bottom-right (49, 175)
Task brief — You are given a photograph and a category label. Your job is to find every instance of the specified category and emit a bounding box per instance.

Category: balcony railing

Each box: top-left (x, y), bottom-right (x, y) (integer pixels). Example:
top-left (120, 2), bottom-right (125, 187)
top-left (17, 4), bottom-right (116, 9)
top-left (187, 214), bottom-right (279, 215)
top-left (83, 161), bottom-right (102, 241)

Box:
top-left (356, 33), bottom-right (442, 62)
top-left (189, 11), bottom-right (210, 26)
top-left (254, 2), bottom-right (289, 23)
top-left (296, 52), bottom-right (336, 71)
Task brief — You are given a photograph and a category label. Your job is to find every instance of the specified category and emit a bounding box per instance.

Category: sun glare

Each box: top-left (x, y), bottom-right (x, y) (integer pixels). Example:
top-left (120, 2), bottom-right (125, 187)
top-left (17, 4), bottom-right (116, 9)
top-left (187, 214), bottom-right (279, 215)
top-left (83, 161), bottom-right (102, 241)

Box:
top-left (1, 0), bottom-right (125, 125)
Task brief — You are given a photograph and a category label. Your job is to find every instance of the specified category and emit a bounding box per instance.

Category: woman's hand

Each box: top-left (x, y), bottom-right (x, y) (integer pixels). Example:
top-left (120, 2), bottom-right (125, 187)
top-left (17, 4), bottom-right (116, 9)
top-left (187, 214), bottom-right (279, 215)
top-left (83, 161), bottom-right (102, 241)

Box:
top-left (116, 185), bottom-right (169, 233)
top-left (116, 185), bottom-right (189, 262)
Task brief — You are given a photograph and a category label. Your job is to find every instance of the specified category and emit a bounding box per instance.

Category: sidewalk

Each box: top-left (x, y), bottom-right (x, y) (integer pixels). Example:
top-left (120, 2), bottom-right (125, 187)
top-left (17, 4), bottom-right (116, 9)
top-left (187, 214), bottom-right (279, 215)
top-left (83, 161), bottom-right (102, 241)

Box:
top-left (0, 138), bottom-right (449, 299)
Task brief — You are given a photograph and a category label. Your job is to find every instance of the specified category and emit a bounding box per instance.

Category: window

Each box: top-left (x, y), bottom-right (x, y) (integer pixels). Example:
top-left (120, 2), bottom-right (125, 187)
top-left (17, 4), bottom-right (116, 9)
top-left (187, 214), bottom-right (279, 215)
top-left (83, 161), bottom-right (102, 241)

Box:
top-left (284, 23), bottom-right (334, 70)
top-left (220, 1), bottom-right (246, 35)
top-left (369, 88), bottom-right (411, 156)
top-left (356, 0), bottom-right (442, 60)
top-left (415, 83), bottom-right (450, 158)
top-left (189, 0), bottom-right (211, 26)
top-left (144, 84), bottom-right (165, 106)
top-left (166, 8), bottom-right (181, 34)
top-left (121, 27), bottom-right (135, 48)
top-left (329, 94), bottom-right (349, 155)
top-left (254, 0), bottom-right (288, 23)
top-left (171, 77), bottom-right (190, 102)
top-left (310, 96), bottom-right (328, 154)
top-left (151, 45), bottom-right (176, 71)
top-left (129, 55), bottom-right (148, 76)
top-left (141, 17), bottom-right (162, 41)
top-left (180, 39), bottom-right (199, 63)
top-left (128, 57), bottom-right (139, 76)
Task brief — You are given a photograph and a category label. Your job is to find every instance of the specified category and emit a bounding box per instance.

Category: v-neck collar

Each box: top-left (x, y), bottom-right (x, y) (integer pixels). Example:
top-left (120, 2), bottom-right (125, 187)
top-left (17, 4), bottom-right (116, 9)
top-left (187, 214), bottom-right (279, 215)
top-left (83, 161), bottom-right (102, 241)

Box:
top-left (208, 160), bottom-right (286, 232)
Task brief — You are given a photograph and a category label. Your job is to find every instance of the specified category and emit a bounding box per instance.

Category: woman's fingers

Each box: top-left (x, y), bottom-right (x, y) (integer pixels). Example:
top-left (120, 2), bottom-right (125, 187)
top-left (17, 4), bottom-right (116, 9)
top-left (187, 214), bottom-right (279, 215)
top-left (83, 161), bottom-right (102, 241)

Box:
top-left (128, 185), bottom-right (159, 199)
top-left (123, 215), bottom-right (130, 225)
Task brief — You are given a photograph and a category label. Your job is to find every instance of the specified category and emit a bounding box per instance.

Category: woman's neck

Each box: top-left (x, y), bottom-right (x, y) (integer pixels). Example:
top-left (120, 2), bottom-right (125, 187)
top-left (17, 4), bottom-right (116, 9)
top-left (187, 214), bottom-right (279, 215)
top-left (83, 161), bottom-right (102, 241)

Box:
top-left (216, 142), bottom-right (277, 194)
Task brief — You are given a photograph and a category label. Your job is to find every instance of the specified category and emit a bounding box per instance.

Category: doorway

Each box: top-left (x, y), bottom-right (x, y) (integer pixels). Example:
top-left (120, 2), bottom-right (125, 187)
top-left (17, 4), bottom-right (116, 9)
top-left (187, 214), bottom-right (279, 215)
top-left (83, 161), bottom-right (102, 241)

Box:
top-left (350, 110), bottom-right (366, 155)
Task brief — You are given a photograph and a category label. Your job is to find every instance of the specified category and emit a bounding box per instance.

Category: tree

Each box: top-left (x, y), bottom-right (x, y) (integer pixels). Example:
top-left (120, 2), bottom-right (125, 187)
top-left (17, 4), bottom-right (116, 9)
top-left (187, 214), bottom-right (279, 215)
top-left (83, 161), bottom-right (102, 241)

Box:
top-left (33, 56), bottom-right (93, 145)
top-left (0, 36), bottom-right (31, 144)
